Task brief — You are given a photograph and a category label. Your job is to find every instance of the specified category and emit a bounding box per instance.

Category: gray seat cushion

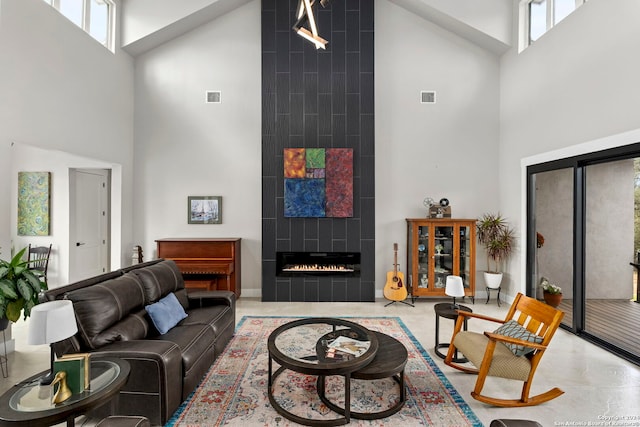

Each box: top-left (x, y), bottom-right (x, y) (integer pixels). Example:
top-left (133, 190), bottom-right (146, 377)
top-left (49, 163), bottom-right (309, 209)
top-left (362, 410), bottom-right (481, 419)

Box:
top-left (453, 331), bottom-right (532, 381)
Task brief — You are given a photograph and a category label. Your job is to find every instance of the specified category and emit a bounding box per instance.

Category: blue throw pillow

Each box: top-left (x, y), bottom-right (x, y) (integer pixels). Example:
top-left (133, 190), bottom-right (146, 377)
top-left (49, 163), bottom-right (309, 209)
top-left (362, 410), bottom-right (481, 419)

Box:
top-left (145, 293), bottom-right (188, 335)
top-left (493, 320), bottom-right (543, 357)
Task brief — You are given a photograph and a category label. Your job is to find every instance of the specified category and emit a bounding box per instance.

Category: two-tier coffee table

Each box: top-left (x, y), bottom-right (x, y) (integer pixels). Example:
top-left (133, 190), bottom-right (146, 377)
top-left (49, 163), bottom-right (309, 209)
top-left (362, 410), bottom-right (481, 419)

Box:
top-left (318, 331), bottom-right (408, 420)
top-left (0, 357), bottom-right (130, 427)
top-left (268, 317), bottom-right (408, 426)
top-left (268, 318), bottom-right (378, 426)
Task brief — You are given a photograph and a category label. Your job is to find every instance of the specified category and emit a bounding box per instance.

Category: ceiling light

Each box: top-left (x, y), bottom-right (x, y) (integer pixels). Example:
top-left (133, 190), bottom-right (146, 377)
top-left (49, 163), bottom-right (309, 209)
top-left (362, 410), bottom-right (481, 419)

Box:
top-left (297, 27), bottom-right (328, 50)
top-left (293, 0), bottom-right (330, 50)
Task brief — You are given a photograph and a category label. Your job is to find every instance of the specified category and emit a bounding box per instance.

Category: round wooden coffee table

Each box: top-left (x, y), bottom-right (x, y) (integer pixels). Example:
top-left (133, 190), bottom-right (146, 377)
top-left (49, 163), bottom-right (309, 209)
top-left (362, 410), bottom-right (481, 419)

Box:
top-left (267, 318), bottom-right (379, 426)
top-left (318, 331), bottom-right (408, 420)
top-left (0, 357), bottom-right (130, 427)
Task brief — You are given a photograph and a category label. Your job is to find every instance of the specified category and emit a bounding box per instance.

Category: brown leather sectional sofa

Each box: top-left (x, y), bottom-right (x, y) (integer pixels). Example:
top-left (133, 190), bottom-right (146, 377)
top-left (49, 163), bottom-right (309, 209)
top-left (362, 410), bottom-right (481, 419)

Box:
top-left (43, 259), bottom-right (236, 425)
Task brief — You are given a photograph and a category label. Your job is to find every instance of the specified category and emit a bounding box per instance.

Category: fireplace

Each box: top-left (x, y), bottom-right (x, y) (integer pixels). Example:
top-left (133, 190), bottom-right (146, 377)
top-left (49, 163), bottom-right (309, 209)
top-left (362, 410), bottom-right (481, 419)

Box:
top-left (276, 252), bottom-right (361, 277)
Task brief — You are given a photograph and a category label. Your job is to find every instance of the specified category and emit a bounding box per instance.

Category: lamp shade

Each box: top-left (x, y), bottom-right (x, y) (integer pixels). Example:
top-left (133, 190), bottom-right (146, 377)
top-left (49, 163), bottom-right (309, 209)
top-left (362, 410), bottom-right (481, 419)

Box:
top-left (27, 300), bottom-right (77, 345)
top-left (445, 275), bottom-right (465, 298)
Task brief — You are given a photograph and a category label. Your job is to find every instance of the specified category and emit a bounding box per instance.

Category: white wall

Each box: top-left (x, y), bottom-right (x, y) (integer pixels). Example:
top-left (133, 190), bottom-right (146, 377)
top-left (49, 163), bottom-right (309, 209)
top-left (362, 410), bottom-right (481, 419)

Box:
top-left (135, 0), bottom-right (502, 299)
top-left (0, 0), bottom-right (134, 352)
top-left (0, 0), bottom-right (135, 272)
top-left (133, 1), bottom-right (262, 296)
top-left (122, 0), bottom-right (221, 44)
top-left (502, 0), bottom-right (640, 297)
top-left (375, 0), bottom-right (500, 295)
top-left (8, 0), bottom-right (636, 305)
top-left (9, 144), bottom-right (122, 288)
top-left (417, 0), bottom-right (512, 45)
top-left (121, 0), bottom-right (253, 56)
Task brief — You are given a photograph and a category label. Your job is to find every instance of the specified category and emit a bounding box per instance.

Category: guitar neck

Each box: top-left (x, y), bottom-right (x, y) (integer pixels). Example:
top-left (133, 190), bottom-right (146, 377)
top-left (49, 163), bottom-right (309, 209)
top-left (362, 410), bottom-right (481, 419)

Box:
top-left (393, 243), bottom-right (399, 275)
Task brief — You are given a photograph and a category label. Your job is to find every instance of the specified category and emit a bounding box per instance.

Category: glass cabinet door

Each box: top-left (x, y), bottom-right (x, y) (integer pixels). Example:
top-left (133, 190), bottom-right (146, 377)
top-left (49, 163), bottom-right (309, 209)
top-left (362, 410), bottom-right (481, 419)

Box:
top-left (407, 219), bottom-right (475, 297)
top-left (416, 225), bottom-right (430, 290)
top-left (434, 225), bottom-right (454, 289)
top-left (458, 225), bottom-right (471, 290)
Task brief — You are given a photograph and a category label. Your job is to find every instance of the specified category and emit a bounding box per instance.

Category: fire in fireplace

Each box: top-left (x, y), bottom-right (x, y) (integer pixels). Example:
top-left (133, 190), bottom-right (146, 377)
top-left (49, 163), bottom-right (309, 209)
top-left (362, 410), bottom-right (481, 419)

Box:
top-left (276, 252), bottom-right (361, 277)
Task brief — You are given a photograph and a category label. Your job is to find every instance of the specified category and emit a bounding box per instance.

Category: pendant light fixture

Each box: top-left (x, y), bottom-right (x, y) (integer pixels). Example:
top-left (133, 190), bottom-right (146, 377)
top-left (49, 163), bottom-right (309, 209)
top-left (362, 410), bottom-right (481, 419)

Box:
top-left (293, 0), bottom-right (330, 50)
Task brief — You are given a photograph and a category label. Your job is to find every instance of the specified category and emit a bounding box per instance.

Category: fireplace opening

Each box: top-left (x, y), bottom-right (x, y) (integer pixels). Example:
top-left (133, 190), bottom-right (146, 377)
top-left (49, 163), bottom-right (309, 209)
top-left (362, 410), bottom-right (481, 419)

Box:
top-left (276, 252), bottom-right (361, 277)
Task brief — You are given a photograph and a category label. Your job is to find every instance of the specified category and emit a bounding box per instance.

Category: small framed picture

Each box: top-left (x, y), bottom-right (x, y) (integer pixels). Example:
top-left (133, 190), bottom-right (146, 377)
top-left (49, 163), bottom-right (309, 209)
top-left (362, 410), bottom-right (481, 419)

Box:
top-left (188, 196), bottom-right (222, 224)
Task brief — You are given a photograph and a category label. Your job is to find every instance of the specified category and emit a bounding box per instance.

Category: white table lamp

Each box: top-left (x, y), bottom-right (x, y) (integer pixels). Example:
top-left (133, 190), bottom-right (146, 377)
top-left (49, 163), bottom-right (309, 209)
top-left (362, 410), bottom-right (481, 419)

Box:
top-left (28, 300), bottom-right (78, 385)
top-left (445, 275), bottom-right (465, 309)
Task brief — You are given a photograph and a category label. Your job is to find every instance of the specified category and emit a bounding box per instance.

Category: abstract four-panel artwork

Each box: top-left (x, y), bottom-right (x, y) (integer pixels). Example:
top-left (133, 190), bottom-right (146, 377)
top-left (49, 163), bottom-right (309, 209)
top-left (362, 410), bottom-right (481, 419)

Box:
top-left (284, 148), bottom-right (353, 218)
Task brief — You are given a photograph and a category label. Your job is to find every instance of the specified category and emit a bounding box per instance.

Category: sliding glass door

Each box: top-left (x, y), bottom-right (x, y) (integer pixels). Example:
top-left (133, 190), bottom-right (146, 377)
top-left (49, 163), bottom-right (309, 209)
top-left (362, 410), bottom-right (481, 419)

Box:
top-left (584, 159), bottom-right (638, 357)
top-left (532, 167), bottom-right (574, 328)
top-left (527, 144), bottom-right (640, 365)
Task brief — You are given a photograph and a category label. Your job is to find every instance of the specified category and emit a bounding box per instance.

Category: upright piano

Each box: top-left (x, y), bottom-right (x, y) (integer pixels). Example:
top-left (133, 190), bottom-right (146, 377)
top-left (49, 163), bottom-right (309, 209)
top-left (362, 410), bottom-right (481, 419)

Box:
top-left (156, 238), bottom-right (241, 297)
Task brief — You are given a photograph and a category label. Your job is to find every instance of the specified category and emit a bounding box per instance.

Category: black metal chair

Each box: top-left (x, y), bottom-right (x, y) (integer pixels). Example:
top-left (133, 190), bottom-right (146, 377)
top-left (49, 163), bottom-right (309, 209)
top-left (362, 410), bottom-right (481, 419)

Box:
top-left (28, 244), bottom-right (52, 286)
top-left (0, 319), bottom-right (8, 378)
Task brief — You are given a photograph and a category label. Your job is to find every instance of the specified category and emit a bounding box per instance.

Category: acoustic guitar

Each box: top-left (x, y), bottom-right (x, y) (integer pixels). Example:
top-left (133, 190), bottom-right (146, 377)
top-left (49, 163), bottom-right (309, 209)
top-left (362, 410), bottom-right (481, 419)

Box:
top-left (383, 243), bottom-right (408, 302)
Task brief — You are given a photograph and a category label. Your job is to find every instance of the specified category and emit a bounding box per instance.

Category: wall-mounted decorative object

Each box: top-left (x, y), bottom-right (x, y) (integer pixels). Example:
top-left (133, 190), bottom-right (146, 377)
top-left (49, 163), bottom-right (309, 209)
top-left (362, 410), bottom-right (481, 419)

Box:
top-left (284, 148), bottom-right (353, 218)
top-left (188, 196), bottom-right (222, 224)
top-left (18, 172), bottom-right (51, 236)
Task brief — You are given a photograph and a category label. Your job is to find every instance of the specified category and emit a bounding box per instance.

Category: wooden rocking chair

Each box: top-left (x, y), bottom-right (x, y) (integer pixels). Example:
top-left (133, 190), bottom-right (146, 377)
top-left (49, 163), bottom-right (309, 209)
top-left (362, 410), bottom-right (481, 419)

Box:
top-left (444, 292), bottom-right (565, 407)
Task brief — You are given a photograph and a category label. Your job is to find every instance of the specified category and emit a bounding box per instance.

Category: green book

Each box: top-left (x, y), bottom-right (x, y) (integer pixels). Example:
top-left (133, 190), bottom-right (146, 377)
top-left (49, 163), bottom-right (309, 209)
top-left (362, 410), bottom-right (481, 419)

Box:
top-left (58, 353), bottom-right (90, 389)
top-left (53, 358), bottom-right (85, 395)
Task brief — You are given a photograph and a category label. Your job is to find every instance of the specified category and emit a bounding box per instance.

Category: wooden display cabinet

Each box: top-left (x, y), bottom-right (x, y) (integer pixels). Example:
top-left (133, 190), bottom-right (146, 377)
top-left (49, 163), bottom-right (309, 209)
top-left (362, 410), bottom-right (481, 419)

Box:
top-left (406, 218), bottom-right (475, 299)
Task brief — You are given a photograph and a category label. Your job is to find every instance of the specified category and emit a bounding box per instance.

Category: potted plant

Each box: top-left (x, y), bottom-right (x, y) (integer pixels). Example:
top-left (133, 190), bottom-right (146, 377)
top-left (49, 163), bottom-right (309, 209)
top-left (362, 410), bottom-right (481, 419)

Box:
top-left (540, 279), bottom-right (563, 307)
top-left (0, 247), bottom-right (47, 330)
top-left (476, 213), bottom-right (515, 289)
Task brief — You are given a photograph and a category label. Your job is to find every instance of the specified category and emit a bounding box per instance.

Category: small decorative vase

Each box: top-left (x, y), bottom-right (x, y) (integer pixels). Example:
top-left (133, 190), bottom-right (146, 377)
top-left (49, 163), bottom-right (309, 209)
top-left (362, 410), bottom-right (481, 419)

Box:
top-left (543, 291), bottom-right (563, 308)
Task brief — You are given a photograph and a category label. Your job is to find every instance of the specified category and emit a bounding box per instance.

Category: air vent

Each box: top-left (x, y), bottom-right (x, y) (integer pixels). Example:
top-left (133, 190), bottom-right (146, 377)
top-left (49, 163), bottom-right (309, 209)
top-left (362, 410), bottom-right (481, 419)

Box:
top-left (206, 91), bottom-right (221, 103)
top-left (420, 91), bottom-right (436, 104)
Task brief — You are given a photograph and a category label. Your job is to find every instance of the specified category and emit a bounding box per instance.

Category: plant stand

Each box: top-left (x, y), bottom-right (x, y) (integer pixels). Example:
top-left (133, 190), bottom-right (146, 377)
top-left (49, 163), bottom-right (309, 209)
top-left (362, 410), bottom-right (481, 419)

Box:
top-left (0, 318), bottom-right (8, 378)
top-left (486, 286), bottom-right (501, 307)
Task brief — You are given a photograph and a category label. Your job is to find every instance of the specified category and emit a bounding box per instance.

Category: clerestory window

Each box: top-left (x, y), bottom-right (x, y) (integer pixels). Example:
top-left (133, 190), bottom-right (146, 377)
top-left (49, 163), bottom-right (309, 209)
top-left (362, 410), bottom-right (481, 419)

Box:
top-left (520, 0), bottom-right (588, 51)
top-left (42, 0), bottom-right (115, 52)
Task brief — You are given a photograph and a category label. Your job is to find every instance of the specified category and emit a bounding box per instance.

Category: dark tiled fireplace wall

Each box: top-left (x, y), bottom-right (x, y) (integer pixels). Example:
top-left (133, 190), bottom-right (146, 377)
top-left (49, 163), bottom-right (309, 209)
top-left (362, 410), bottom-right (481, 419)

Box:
top-left (261, 0), bottom-right (375, 302)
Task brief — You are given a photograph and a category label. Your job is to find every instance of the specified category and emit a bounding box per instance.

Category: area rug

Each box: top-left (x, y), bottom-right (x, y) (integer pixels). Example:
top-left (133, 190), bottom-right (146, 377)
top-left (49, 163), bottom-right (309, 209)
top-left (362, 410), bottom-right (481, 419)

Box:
top-left (167, 316), bottom-right (481, 426)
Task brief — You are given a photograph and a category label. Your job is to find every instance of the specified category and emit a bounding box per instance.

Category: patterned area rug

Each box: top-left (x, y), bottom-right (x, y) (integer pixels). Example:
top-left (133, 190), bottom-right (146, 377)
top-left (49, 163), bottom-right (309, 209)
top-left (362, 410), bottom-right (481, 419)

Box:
top-left (167, 316), bottom-right (481, 426)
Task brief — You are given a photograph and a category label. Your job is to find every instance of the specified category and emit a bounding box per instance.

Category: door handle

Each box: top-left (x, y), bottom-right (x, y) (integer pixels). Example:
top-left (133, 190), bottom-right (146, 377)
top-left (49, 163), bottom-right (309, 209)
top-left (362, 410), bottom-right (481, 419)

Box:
top-left (76, 242), bottom-right (85, 246)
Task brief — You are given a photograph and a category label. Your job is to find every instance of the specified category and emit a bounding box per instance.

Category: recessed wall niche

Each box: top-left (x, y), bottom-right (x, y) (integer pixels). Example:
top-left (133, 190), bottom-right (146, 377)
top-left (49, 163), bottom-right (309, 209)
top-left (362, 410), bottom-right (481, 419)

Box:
top-left (261, 0), bottom-right (375, 302)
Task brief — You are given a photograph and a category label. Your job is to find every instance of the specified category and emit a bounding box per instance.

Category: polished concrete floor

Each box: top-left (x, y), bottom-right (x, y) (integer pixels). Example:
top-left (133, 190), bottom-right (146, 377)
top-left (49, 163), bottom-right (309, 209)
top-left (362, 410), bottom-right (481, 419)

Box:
top-left (2, 296), bottom-right (640, 426)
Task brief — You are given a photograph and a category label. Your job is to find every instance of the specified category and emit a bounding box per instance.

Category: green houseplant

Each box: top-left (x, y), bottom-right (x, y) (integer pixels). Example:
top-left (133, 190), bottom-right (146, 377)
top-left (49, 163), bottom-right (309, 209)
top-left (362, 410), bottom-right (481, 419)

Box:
top-left (476, 213), bottom-right (516, 289)
top-left (0, 247), bottom-right (47, 327)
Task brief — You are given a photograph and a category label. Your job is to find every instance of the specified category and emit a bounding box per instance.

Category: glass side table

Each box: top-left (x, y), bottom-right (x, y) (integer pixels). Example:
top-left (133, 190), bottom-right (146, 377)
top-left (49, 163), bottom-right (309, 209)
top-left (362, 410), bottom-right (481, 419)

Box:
top-left (0, 357), bottom-right (130, 427)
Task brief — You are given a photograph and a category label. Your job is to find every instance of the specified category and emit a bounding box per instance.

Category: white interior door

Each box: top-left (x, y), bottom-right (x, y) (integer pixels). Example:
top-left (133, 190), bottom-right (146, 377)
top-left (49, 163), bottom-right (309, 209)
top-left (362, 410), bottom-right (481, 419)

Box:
top-left (69, 169), bottom-right (110, 281)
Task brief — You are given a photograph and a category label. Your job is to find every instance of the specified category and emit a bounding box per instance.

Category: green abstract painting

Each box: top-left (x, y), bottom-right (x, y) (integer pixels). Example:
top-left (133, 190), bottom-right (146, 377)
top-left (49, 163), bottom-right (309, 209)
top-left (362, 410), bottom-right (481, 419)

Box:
top-left (18, 172), bottom-right (50, 236)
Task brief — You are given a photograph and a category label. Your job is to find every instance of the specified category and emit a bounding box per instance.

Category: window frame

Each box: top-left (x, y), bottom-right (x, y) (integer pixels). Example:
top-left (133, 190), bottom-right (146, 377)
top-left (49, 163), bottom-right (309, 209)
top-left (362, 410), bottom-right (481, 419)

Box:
top-left (519, 0), bottom-right (587, 52)
top-left (46, 0), bottom-right (116, 52)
